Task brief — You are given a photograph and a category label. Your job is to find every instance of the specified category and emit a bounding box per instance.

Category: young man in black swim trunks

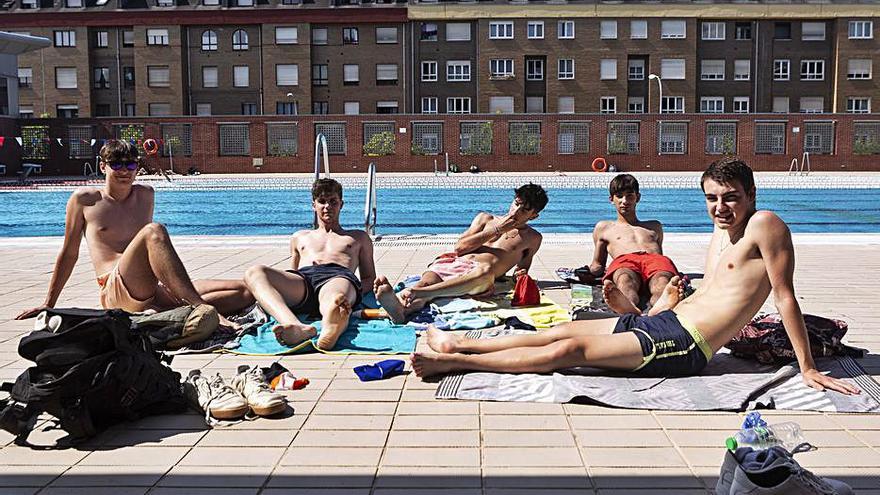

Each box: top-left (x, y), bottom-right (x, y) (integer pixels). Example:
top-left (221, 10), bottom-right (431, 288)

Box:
top-left (243, 179), bottom-right (376, 350)
top-left (410, 160), bottom-right (860, 398)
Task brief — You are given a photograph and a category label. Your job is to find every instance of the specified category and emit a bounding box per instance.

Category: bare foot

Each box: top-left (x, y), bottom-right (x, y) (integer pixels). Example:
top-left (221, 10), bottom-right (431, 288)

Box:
top-left (316, 293), bottom-right (352, 350)
top-left (648, 276), bottom-right (683, 316)
top-left (602, 280), bottom-right (641, 315)
top-left (273, 323), bottom-right (316, 347)
top-left (410, 351), bottom-right (460, 378)
top-left (425, 325), bottom-right (462, 353)
top-left (374, 276), bottom-right (408, 324)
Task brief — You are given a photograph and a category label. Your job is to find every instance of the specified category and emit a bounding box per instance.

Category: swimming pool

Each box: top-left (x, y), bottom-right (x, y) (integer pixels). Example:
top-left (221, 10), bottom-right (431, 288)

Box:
top-left (1, 184), bottom-right (878, 236)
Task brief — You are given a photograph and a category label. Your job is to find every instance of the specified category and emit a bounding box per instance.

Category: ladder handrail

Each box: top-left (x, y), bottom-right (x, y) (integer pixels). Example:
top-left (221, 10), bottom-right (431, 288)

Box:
top-left (788, 157), bottom-right (799, 175)
top-left (800, 151), bottom-right (811, 176)
top-left (364, 161), bottom-right (378, 237)
top-left (314, 133), bottom-right (330, 181)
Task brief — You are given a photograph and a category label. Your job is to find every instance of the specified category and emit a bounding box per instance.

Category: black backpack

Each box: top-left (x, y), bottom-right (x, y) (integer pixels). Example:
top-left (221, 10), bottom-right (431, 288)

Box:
top-left (0, 308), bottom-right (187, 447)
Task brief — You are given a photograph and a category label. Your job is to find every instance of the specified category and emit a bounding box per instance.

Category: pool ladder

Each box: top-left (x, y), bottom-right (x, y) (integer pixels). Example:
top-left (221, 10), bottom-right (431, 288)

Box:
top-left (788, 151), bottom-right (811, 176)
top-left (313, 134), bottom-right (331, 228)
top-left (365, 162), bottom-right (378, 237)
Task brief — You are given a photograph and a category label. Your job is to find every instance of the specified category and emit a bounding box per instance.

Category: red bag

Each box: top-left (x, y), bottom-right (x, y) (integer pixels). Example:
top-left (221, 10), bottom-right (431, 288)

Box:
top-left (512, 274), bottom-right (540, 307)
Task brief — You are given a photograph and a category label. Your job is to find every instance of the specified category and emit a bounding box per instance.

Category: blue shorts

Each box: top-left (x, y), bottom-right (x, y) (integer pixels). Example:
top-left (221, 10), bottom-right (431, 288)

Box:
top-left (613, 310), bottom-right (713, 377)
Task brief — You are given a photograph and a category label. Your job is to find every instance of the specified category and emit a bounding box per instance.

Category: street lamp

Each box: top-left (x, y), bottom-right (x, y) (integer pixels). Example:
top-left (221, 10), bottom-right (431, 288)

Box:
top-left (648, 73), bottom-right (663, 156)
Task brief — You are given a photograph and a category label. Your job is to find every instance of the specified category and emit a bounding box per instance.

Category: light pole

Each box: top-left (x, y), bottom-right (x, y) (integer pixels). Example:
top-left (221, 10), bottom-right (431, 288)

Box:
top-left (648, 73), bottom-right (663, 156)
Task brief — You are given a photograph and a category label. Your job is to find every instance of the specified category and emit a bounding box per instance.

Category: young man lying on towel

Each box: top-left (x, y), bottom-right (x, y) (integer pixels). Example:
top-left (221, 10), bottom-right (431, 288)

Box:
top-left (243, 178), bottom-right (377, 350)
top-left (375, 183), bottom-right (548, 324)
top-left (576, 174), bottom-right (681, 316)
top-left (16, 140), bottom-right (250, 325)
top-left (411, 159), bottom-right (860, 397)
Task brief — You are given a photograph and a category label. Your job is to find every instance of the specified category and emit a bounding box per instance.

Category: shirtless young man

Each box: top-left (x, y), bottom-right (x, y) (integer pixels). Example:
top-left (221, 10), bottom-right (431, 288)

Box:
top-left (243, 178), bottom-right (376, 351)
top-left (374, 183), bottom-right (548, 324)
top-left (15, 140), bottom-right (249, 324)
top-left (579, 174), bottom-right (680, 316)
top-left (410, 159), bottom-right (860, 397)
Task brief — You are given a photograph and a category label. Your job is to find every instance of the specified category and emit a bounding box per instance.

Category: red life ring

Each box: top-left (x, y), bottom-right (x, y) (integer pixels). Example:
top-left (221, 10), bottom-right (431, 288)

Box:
top-left (591, 157), bottom-right (608, 173)
top-left (143, 138), bottom-right (159, 156)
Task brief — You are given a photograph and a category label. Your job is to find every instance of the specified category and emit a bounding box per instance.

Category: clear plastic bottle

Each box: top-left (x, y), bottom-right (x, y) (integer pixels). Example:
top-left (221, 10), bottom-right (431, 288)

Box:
top-left (725, 422), bottom-right (806, 451)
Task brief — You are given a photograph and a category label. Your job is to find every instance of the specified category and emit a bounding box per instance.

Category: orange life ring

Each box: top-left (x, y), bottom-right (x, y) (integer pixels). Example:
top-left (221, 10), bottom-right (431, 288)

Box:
top-left (591, 157), bottom-right (608, 173)
top-left (143, 138), bottom-right (159, 156)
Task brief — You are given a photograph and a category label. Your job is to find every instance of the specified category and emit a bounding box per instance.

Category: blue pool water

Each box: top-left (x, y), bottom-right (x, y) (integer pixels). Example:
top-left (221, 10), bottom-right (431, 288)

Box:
top-left (1, 187), bottom-right (878, 236)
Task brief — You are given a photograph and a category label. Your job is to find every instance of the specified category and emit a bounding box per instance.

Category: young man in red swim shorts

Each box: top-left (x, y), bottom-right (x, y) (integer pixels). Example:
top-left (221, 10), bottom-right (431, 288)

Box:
top-left (578, 174), bottom-right (682, 316)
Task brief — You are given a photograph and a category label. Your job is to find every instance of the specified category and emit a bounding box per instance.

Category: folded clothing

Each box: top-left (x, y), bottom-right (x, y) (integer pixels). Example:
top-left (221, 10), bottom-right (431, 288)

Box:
top-left (354, 359), bottom-right (406, 381)
top-left (427, 253), bottom-right (480, 281)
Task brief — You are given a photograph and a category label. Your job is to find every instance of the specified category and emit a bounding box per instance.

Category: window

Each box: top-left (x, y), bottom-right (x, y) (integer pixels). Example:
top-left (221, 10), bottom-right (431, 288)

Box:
top-left (232, 30), bottom-right (249, 50)
top-left (96, 31), bottom-right (108, 48)
top-left (558, 20), bottom-right (575, 39)
top-left (630, 20), bottom-right (647, 39)
top-left (801, 60), bottom-right (824, 81)
top-left (68, 125), bottom-right (94, 158)
top-left (376, 27), bottom-right (398, 44)
top-left (802, 121), bottom-right (833, 154)
top-left (343, 27), bottom-right (359, 44)
top-left (275, 27), bottom-right (298, 44)
top-left (236, 0), bottom-right (253, 5)
top-left (19, 106), bottom-right (34, 118)
top-left (802, 22), bottom-right (825, 41)
top-left (94, 67), bottom-right (110, 89)
top-left (600, 96), bottom-right (616, 114)
top-left (490, 59), bottom-right (513, 79)
top-left (559, 59), bottom-right (575, 80)
top-left (54, 30), bottom-right (76, 47)
top-left (628, 97), bottom-right (644, 114)
top-left (854, 122), bottom-right (880, 153)
top-left (733, 97), bottom-right (750, 113)
top-left (772, 97), bottom-right (790, 113)
top-left (447, 97), bottom-right (471, 114)
top-left (702, 22), bottom-right (725, 40)
top-left (219, 124), bottom-right (250, 156)
top-left (527, 21), bottom-right (544, 39)
top-left (267, 122), bottom-right (297, 155)
top-left (734, 60), bottom-right (750, 81)
top-left (312, 28), bottom-right (328, 45)
top-left (489, 21), bottom-right (513, 39)
top-left (509, 122), bottom-right (541, 155)
top-left (240, 103), bottom-right (257, 115)
top-left (599, 59), bottom-right (616, 80)
top-left (558, 96), bottom-right (575, 114)
top-left (18, 68), bottom-right (32, 88)
top-left (377, 64), bottom-right (398, 85)
top-left (342, 64), bottom-right (358, 85)
top-left (526, 97), bottom-right (544, 113)
top-left (276, 102), bottom-right (298, 115)
top-left (21, 0), bottom-right (37, 8)
top-left (95, 105), bottom-right (110, 117)
top-left (201, 66), bottom-right (217, 87)
top-left (706, 122), bottom-right (737, 154)
top-left (660, 59), bottom-right (685, 79)
top-left (700, 97), bottom-right (724, 113)
top-left (203, 0), bottom-right (220, 4)
top-left (489, 97), bottom-right (514, 114)
top-left (276, 64), bottom-right (299, 86)
top-left (315, 123), bottom-right (345, 153)
top-left (661, 96), bottom-right (684, 113)
top-left (233, 65), bottom-right (249, 87)
top-left (600, 21), bottom-right (617, 40)
top-left (735, 22), bottom-right (752, 40)
top-left (56, 105), bottom-right (79, 118)
top-left (628, 59), bottom-right (645, 80)
top-left (847, 59), bottom-right (872, 80)
top-left (421, 97), bottom-right (438, 114)
top-left (774, 22), bottom-right (791, 40)
top-left (701, 60), bottom-right (725, 80)
top-left (201, 30), bottom-right (217, 51)
top-left (558, 122), bottom-right (589, 154)
top-left (773, 60), bottom-right (790, 81)
top-left (661, 20), bottom-right (686, 39)
top-left (123, 66), bottom-right (135, 88)
top-left (412, 122), bottom-right (442, 155)
top-left (149, 103), bottom-right (171, 116)
top-left (421, 23), bottom-right (438, 41)
top-left (156, 0), bottom-right (174, 6)
top-left (312, 64), bottom-right (328, 86)
top-left (446, 23), bottom-right (471, 41)
top-left (55, 67), bottom-right (77, 89)
top-left (847, 97), bottom-right (871, 114)
top-left (460, 121), bottom-right (492, 154)
top-left (124, 104), bottom-right (136, 116)
top-left (312, 102), bottom-right (329, 114)
top-left (122, 30), bottom-right (134, 47)
top-left (607, 122), bottom-right (640, 154)
top-left (446, 61), bottom-right (471, 82)
top-left (526, 59), bottom-right (544, 80)
top-left (849, 21), bottom-right (873, 39)
top-left (343, 102), bottom-right (359, 115)
top-left (195, 103), bottom-right (211, 116)
top-left (422, 61), bottom-right (438, 81)
top-left (147, 28), bottom-right (169, 46)
top-left (799, 97), bottom-right (824, 113)
top-left (658, 122), bottom-right (687, 154)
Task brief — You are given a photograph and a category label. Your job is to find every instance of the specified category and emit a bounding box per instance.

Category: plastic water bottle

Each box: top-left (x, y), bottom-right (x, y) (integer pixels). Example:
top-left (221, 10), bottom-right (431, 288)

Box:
top-left (726, 422), bottom-right (806, 451)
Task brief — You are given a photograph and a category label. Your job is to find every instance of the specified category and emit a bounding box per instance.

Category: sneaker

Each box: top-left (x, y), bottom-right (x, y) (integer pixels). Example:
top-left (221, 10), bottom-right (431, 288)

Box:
top-left (183, 370), bottom-right (249, 421)
top-left (716, 443), bottom-right (853, 494)
top-left (231, 365), bottom-right (287, 417)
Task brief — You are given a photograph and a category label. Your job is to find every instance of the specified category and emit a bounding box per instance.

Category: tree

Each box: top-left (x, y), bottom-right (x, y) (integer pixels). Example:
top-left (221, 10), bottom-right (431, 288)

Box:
top-left (363, 131), bottom-right (395, 156)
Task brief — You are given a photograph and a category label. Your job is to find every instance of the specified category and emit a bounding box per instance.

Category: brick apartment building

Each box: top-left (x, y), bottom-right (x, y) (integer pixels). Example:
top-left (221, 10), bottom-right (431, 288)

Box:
top-left (2, 0), bottom-right (878, 119)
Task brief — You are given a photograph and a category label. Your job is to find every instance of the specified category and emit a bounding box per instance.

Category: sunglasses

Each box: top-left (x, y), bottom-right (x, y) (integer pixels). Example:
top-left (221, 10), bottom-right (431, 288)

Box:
top-left (107, 161), bottom-right (138, 171)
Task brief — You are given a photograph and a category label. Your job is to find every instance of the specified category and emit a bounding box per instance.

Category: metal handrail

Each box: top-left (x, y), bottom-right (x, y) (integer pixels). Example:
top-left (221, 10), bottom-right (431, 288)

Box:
top-left (787, 151), bottom-right (812, 176)
top-left (314, 133), bottom-right (330, 181)
top-left (364, 161), bottom-right (378, 237)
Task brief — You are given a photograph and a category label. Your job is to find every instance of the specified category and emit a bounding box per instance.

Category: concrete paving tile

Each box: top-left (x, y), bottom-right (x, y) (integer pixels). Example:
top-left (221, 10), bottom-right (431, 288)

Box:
top-left (396, 401), bottom-right (479, 415)
top-left (583, 447), bottom-right (687, 468)
top-left (665, 429), bottom-right (731, 448)
top-left (569, 415), bottom-right (661, 430)
top-left (481, 414), bottom-right (571, 430)
top-left (0, 446), bottom-right (89, 466)
top-left (40, 488), bottom-right (148, 495)
top-left (483, 447), bottom-right (584, 467)
top-left (303, 414), bottom-right (394, 430)
top-left (320, 389), bottom-right (402, 402)
top-left (484, 429), bottom-right (577, 447)
top-left (854, 429), bottom-right (880, 446)
top-left (562, 404), bottom-right (651, 415)
top-left (124, 414), bottom-right (209, 430)
top-left (590, 467), bottom-right (703, 488)
top-left (311, 401), bottom-right (398, 415)
top-left (832, 414), bottom-right (880, 429)
top-left (49, 466), bottom-right (165, 487)
top-left (386, 429), bottom-right (479, 447)
top-left (100, 429), bottom-right (207, 447)
top-left (594, 490), bottom-right (707, 494)
top-left (794, 447), bottom-right (880, 468)
top-left (480, 402), bottom-right (566, 415)
top-left (149, 489), bottom-right (258, 495)
top-left (157, 466), bottom-right (272, 487)
top-left (392, 414), bottom-right (479, 430)
top-left (178, 447), bottom-right (286, 467)
top-left (399, 388), bottom-right (440, 401)
top-left (375, 466), bottom-right (481, 488)
top-left (329, 377), bottom-right (406, 390)
top-left (382, 447), bottom-right (481, 467)
top-left (655, 414), bottom-right (740, 430)
top-left (267, 466), bottom-right (375, 488)
top-left (754, 413), bottom-right (846, 429)
top-left (262, 490), bottom-right (369, 495)
top-left (374, 490), bottom-right (481, 495)
top-left (482, 467), bottom-right (592, 488)
top-left (291, 430), bottom-right (388, 447)
top-left (0, 465), bottom-right (67, 487)
top-left (0, 488), bottom-right (38, 495)
top-left (678, 447), bottom-right (735, 468)
top-left (197, 429), bottom-right (297, 447)
top-left (79, 446), bottom-right (190, 468)
top-left (280, 447), bottom-right (384, 466)
top-left (576, 429), bottom-right (672, 448)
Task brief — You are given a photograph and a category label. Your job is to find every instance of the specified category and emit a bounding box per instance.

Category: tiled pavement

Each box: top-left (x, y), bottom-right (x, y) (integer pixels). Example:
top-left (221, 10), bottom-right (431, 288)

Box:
top-left (1, 234), bottom-right (879, 495)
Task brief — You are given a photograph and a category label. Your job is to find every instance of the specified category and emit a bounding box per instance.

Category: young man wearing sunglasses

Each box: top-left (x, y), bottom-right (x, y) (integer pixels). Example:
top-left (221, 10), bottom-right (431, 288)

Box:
top-left (16, 140), bottom-right (251, 324)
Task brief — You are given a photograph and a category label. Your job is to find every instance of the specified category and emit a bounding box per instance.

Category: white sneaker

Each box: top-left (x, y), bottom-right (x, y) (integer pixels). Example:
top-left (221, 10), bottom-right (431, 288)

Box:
top-left (184, 370), bottom-right (249, 421)
top-left (231, 365), bottom-right (287, 417)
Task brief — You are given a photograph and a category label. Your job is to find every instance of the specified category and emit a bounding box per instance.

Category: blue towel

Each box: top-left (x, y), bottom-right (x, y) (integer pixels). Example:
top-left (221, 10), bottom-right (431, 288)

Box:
top-left (353, 359), bottom-right (406, 381)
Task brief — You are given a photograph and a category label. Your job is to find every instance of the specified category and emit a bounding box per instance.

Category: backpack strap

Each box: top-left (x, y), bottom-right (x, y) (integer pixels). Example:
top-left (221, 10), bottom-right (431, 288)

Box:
top-left (0, 381), bottom-right (41, 446)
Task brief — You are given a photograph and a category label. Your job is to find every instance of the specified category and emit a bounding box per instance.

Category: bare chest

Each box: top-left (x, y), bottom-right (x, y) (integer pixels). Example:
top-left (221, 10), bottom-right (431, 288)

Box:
top-left (298, 233), bottom-right (359, 260)
top-left (84, 200), bottom-right (151, 246)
